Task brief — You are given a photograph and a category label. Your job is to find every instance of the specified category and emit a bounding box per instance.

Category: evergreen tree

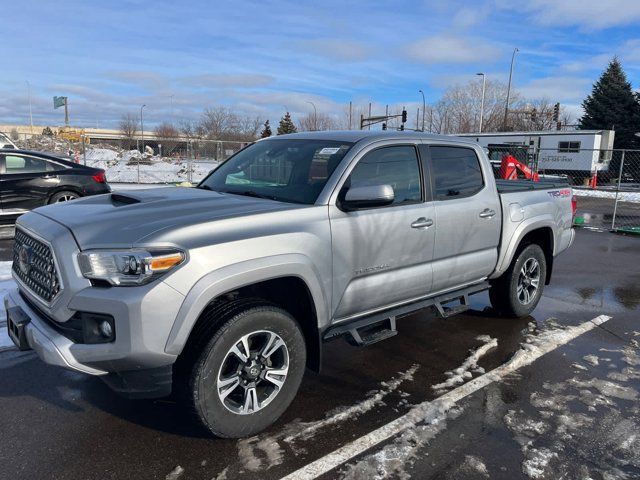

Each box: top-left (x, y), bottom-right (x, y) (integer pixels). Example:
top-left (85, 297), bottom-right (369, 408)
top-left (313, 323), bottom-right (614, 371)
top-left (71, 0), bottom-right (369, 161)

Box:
top-left (579, 57), bottom-right (640, 149)
top-left (277, 112), bottom-right (297, 135)
top-left (260, 120), bottom-right (272, 138)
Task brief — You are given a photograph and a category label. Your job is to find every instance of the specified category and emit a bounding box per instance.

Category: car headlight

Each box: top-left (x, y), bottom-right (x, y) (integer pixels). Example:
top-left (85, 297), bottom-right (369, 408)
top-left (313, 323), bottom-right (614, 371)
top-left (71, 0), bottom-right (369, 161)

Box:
top-left (77, 249), bottom-right (185, 286)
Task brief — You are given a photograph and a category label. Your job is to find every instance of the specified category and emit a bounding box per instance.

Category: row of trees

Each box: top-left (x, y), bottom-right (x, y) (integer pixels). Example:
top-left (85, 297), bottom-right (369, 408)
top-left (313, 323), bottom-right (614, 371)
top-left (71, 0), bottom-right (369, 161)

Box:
top-left (118, 57), bottom-right (639, 149)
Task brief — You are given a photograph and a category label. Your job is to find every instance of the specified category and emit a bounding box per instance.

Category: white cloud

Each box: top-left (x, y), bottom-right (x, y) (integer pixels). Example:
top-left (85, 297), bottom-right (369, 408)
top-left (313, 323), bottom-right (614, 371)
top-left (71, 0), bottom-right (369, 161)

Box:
top-left (516, 76), bottom-right (592, 102)
top-left (405, 36), bottom-right (502, 64)
top-left (514, 0), bottom-right (640, 29)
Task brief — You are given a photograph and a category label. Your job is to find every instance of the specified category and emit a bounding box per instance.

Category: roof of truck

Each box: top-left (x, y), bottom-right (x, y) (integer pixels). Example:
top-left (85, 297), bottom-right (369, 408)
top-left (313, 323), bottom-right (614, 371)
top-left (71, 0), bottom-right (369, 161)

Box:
top-left (269, 130), bottom-right (478, 145)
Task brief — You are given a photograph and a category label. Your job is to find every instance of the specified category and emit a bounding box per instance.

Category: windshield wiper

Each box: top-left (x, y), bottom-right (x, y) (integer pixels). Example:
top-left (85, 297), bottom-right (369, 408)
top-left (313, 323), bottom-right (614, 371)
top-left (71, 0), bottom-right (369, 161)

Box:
top-left (229, 190), bottom-right (279, 201)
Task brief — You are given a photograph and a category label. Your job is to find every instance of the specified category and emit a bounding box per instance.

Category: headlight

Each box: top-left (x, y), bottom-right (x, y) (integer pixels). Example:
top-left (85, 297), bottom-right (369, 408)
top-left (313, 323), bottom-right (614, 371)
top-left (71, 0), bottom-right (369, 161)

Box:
top-left (77, 249), bottom-right (185, 286)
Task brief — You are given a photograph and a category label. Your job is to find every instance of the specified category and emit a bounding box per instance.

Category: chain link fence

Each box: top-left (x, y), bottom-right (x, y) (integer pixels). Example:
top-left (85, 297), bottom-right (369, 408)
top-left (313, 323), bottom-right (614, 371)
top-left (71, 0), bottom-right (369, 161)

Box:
top-left (2, 132), bottom-right (249, 184)
top-left (486, 145), bottom-right (640, 232)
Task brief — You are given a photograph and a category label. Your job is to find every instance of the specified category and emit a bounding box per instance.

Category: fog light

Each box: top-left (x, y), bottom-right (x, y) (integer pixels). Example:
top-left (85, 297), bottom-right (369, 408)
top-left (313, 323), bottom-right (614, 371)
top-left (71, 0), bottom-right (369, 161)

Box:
top-left (99, 320), bottom-right (113, 338)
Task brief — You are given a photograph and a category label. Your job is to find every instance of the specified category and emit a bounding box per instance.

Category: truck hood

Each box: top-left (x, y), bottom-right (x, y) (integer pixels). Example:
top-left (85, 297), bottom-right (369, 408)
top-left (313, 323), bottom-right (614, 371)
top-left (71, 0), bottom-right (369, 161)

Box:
top-left (33, 187), bottom-right (303, 249)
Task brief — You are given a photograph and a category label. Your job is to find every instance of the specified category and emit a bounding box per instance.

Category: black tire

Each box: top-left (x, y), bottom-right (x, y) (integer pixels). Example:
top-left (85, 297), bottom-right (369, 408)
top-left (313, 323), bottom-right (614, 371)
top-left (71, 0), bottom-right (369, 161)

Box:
top-left (489, 244), bottom-right (547, 318)
top-left (49, 190), bottom-right (79, 204)
top-left (179, 300), bottom-right (306, 438)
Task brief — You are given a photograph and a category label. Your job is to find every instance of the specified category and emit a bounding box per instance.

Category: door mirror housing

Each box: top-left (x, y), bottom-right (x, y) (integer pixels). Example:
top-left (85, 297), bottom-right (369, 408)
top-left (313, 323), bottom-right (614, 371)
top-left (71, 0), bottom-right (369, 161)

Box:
top-left (341, 184), bottom-right (395, 211)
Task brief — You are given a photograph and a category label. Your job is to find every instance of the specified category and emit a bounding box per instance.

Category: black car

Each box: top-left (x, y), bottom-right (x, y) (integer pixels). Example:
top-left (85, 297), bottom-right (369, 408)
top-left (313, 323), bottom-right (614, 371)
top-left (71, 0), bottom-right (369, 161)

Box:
top-left (0, 149), bottom-right (111, 224)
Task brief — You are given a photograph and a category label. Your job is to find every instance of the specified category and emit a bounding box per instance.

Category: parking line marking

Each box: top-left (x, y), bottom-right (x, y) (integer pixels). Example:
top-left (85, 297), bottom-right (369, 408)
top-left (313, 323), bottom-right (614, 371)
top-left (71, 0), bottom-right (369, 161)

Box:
top-left (280, 315), bottom-right (612, 480)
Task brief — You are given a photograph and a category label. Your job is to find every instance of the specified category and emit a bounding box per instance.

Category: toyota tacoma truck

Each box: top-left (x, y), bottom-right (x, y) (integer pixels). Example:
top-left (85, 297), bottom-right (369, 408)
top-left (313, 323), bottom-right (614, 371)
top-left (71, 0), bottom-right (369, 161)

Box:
top-left (5, 131), bottom-right (575, 438)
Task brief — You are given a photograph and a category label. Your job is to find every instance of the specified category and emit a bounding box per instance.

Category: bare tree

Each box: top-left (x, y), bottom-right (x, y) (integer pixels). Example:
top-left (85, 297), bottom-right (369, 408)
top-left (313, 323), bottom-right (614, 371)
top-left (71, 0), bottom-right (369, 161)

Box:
top-left (119, 113), bottom-right (137, 150)
top-left (198, 106), bottom-right (261, 142)
top-left (154, 122), bottom-right (180, 156)
top-left (298, 112), bottom-right (337, 131)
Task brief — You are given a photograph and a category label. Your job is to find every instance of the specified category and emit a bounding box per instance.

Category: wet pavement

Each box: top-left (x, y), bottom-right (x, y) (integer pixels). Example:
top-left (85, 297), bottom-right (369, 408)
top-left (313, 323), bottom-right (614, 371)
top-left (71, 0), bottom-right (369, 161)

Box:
top-left (0, 229), bottom-right (639, 480)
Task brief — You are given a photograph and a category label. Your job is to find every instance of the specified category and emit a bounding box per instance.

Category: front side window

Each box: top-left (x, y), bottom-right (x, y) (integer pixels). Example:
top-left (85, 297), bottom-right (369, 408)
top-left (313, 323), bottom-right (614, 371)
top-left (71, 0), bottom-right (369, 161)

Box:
top-left (199, 139), bottom-right (354, 204)
top-left (430, 146), bottom-right (484, 200)
top-left (4, 155), bottom-right (49, 174)
top-left (343, 145), bottom-right (422, 206)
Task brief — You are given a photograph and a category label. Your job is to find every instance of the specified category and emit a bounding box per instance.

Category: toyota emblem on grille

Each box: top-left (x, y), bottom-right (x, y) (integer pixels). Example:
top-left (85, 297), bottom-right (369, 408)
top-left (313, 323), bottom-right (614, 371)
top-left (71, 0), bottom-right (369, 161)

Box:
top-left (17, 244), bottom-right (33, 275)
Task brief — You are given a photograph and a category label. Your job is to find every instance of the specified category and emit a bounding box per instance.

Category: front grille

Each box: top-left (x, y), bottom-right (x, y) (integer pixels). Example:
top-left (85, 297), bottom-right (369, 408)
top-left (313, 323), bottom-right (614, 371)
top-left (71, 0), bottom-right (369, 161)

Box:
top-left (13, 229), bottom-right (61, 303)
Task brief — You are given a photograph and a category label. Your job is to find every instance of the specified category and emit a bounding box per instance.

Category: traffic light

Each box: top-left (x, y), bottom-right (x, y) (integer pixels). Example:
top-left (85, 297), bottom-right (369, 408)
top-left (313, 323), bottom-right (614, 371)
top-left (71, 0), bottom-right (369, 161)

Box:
top-left (553, 103), bottom-right (560, 122)
top-left (382, 122), bottom-right (387, 130)
top-left (401, 109), bottom-right (407, 124)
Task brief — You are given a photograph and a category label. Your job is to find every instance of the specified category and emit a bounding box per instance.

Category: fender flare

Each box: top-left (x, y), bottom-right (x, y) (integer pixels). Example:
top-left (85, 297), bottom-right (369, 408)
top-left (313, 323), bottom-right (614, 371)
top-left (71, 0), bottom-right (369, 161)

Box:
top-left (164, 253), bottom-right (329, 355)
top-left (490, 216), bottom-right (556, 279)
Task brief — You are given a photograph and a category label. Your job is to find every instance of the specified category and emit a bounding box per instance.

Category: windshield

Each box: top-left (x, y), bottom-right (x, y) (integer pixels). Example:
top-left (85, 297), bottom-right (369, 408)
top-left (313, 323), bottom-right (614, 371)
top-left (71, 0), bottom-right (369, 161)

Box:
top-left (198, 139), bottom-right (354, 204)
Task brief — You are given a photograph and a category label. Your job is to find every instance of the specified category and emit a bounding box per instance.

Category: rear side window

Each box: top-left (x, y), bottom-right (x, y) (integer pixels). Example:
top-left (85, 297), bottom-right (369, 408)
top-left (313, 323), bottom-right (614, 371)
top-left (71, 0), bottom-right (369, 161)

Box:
top-left (430, 146), bottom-right (484, 200)
top-left (4, 155), bottom-right (50, 174)
top-left (346, 145), bottom-right (422, 206)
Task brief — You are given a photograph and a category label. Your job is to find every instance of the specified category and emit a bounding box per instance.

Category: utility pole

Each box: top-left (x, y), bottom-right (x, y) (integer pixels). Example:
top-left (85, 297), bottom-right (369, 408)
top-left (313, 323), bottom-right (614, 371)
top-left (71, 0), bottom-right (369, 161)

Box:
top-left (26, 81), bottom-right (33, 134)
top-left (503, 47), bottom-right (519, 130)
top-left (418, 89), bottom-right (426, 131)
top-left (64, 98), bottom-right (69, 126)
top-left (476, 73), bottom-right (486, 133)
top-left (348, 101), bottom-right (352, 130)
top-left (140, 104), bottom-right (146, 183)
top-left (168, 94), bottom-right (174, 121)
top-left (368, 102), bottom-right (372, 130)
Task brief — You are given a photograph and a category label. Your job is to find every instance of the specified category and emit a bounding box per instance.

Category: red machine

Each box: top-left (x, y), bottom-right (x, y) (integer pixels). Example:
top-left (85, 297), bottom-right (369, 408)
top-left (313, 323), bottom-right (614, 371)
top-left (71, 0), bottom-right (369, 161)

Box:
top-left (497, 153), bottom-right (539, 181)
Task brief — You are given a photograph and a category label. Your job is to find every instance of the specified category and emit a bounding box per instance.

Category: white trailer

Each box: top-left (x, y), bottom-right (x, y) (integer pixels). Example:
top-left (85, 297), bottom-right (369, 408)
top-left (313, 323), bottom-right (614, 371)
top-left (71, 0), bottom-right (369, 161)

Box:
top-left (457, 130), bottom-right (615, 174)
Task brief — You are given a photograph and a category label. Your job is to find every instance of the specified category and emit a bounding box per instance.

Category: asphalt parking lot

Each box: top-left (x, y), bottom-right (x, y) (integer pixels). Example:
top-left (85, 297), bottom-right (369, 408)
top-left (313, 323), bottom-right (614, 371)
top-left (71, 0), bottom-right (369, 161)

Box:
top-left (1, 228), bottom-right (639, 480)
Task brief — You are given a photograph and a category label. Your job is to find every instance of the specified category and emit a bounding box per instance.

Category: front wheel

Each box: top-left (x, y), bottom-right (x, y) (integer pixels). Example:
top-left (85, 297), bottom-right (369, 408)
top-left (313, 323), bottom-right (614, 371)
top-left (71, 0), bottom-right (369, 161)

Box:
top-left (489, 244), bottom-right (547, 318)
top-left (185, 302), bottom-right (306, 438)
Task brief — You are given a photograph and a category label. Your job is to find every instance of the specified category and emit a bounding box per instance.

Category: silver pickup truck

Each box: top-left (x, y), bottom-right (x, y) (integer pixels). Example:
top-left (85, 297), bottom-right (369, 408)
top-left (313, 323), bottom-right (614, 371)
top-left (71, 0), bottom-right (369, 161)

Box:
top-left (5, 131), bottom-right (575, 437)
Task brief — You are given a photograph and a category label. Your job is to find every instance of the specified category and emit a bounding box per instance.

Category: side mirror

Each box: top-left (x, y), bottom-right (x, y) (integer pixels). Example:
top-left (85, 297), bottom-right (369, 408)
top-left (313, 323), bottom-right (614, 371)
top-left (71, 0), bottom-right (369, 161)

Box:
top-left (341, 184), bottom-right (394, 211)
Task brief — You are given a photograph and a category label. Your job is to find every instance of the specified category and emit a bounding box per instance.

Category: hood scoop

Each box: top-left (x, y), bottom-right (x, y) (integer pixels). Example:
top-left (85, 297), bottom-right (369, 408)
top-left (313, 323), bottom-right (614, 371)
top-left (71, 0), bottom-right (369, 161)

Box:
top-left (110, 193), bottom-right (141, 205)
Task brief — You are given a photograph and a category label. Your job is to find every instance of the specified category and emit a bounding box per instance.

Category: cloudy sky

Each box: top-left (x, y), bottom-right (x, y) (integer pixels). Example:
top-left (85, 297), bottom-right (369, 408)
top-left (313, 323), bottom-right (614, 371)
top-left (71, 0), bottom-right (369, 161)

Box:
top-left (2, 0), bottom-right (640, 129)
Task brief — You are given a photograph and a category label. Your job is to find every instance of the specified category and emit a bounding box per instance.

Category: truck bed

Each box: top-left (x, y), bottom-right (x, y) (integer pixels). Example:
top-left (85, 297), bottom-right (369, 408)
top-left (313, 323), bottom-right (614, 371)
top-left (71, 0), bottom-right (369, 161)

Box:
top-left (495, 179), bottom-right (569, 193)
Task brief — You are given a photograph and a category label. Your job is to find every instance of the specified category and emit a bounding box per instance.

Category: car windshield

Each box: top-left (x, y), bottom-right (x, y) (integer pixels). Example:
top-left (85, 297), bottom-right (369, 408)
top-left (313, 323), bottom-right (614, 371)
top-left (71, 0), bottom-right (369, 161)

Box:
top-left (198, 139), bottom-right (354, 204)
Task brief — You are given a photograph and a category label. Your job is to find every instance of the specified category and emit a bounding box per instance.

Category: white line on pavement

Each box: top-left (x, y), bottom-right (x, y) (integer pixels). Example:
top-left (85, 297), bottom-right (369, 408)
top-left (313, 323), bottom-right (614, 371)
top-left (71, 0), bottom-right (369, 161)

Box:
top-left (280, 314), bottom-right (612, 480)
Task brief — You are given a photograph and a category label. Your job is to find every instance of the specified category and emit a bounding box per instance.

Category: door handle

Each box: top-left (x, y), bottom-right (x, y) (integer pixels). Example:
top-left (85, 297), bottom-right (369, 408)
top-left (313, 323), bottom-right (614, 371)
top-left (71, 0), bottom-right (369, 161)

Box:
top-left (479, 208), bottom-right (496, 218)
top-left (411, 217), bottom-right (434, 229)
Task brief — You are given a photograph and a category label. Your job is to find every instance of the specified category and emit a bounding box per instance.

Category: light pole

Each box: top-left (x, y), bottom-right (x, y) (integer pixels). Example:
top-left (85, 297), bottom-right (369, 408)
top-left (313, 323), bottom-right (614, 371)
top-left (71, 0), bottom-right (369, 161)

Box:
top-left (168, 94), bottom-right (174, 121)
top-left (306, 101), bottom-right (317, 130)
top-left (476, 73), bottom-right (486, 133)
top-left (503, 47), bottom-right (519, 130)
top-left (25, 81), bottom-right (33, 134)
top-left (139, 104), bottom-right (146, 183)
top-left (418, 89), bottom-right (426, 132)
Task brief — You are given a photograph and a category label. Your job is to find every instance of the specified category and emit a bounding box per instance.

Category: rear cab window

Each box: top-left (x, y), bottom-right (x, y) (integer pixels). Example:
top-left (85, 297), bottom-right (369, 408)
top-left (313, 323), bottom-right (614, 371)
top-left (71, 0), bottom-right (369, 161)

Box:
top-left (429, 146), bottom-right (484, 200)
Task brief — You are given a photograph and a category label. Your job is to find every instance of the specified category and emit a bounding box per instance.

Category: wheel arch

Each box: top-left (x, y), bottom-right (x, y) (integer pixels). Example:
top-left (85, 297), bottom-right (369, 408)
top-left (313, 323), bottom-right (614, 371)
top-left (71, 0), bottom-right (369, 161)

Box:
top-left (47, 186), bottom-right (83, 204)
top-left (166, 258), bottom-right (329, 372)
top-left (492, 219), bottom-right (556, 284)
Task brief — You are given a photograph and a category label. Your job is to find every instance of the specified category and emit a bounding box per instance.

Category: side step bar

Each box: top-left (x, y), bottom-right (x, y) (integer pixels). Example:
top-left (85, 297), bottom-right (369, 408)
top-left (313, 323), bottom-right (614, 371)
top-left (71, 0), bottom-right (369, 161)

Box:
top-left (323, 282), bottom-right (490, 346)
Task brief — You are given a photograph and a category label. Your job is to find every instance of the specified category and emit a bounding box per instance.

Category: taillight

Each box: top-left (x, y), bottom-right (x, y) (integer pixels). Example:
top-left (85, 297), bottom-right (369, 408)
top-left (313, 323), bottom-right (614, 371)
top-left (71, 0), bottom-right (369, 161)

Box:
top-left (571, 194), bottom-right (577, 222)
top-left (92, 171), bottom-right (106, 183)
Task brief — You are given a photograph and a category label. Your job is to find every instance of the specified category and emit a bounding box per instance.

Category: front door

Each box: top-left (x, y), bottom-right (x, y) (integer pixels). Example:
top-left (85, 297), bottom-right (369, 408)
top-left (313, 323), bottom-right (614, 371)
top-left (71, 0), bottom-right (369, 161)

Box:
top-left (329, 143), bottom-right (435, 320)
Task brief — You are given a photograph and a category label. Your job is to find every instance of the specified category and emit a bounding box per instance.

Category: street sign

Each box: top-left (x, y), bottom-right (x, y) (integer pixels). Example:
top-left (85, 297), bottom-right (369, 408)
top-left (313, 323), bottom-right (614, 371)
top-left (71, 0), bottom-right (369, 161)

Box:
top-left (53, 96), bottom-right (67, 109)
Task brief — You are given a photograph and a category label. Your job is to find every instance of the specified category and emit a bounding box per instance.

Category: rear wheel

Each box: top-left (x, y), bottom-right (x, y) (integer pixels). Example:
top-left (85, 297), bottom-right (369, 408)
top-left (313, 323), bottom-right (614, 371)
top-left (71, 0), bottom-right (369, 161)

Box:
top-left (180, 301), bottom-right (306, 438)
top-left (49, 190), bottom-right (79, 203)
top-left (489, 244), bottom-right (546, 318)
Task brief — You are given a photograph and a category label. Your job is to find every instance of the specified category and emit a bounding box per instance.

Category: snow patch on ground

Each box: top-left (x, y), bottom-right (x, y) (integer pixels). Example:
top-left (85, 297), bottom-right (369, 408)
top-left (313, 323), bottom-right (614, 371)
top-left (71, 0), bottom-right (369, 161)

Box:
top-left (432, 335), bottom-right (497, 394)
top-left (165, 465), bottom-right (184, 480)
top-left (236, 364), bottom-right (420, 472)
top-left (0, 262), bottom-right (16, 351)
top-left (574, 187), bottom-right (640, 203)
top-left (504, 337), bottom-right (640, 479)
top-left (583, 354), bottom-right (600, 366)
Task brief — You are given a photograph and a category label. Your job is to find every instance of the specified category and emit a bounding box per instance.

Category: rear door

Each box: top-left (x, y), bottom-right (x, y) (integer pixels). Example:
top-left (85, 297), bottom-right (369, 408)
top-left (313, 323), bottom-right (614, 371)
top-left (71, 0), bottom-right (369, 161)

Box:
top-left (423, 144), bottom-right (501, 293)
top-left (329, 143), bottom-right (436, 320)
top-left (0, 153), bottom-right (59, 214)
